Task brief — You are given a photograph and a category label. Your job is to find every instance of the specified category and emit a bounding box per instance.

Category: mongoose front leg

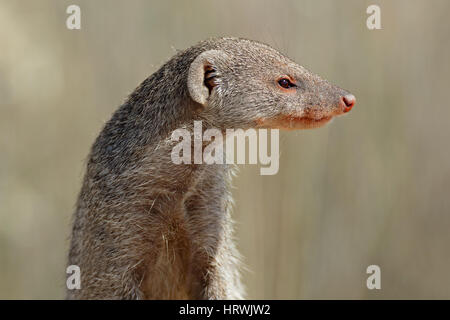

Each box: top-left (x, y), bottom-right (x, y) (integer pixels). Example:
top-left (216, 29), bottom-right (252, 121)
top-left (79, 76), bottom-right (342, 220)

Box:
top-left (183, 165), bottom-right (244, 299)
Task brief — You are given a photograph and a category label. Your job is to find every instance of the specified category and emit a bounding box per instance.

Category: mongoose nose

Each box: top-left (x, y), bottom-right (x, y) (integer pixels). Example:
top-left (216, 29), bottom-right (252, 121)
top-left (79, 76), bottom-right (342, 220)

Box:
top-left (341, 94), bottom-right (355, 113)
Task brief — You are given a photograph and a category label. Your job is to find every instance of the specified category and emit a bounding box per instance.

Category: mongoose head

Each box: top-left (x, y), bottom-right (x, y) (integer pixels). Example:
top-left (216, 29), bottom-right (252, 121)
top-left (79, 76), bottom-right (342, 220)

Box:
top-left (187, 38), bottom-right (355, 130)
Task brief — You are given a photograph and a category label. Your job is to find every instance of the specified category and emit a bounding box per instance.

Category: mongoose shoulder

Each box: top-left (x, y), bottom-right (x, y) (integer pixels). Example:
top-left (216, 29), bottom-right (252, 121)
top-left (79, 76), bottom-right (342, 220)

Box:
top-left (67, 37), bottom-right (355, 299)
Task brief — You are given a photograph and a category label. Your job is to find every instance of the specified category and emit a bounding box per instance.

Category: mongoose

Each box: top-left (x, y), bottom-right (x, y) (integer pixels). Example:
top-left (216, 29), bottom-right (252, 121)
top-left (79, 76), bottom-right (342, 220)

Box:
top-left (67, 37), bottom-right (355, 300)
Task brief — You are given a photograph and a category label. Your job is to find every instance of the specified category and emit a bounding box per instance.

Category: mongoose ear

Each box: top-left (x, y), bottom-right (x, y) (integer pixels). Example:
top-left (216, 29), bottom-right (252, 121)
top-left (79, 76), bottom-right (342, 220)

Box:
top-left (187, 50), bottom-right (229, 107)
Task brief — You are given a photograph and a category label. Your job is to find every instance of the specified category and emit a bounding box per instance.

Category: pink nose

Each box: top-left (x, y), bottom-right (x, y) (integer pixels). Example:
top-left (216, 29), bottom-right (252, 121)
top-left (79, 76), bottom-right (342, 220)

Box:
top-left (342, 94), bottom-right (355, 113)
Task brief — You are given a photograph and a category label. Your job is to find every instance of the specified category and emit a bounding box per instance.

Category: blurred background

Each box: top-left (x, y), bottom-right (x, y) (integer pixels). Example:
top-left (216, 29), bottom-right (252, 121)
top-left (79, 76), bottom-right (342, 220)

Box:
top-left (1, 0), bottom-right (449, 299)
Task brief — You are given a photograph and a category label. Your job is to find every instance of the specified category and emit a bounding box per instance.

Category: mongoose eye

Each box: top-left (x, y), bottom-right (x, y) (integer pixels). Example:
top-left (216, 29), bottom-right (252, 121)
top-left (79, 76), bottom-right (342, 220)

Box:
top-left (278, 78), bottom-right (296, 89)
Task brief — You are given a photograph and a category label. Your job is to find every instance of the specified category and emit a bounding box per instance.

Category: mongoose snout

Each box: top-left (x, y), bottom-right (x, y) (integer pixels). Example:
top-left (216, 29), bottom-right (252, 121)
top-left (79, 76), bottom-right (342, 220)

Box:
top-left (262, 80), bottom-right (356, 130)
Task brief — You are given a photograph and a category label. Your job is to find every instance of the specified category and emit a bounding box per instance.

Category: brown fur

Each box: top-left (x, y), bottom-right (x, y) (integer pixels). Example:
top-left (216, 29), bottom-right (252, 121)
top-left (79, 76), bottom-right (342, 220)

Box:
top-left (67, 37), bottom-right (354, 299)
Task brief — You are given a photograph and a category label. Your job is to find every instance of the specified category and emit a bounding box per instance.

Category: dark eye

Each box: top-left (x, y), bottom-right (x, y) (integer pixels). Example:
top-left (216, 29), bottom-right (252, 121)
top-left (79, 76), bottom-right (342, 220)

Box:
top-left (278, 78), bottom-right (296, 89)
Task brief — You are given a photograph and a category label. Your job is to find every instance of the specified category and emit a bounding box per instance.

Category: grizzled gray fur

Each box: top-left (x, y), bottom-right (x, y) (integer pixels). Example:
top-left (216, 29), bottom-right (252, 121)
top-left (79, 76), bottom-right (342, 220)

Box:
top-left (67, 37), bottom-right (355, 299)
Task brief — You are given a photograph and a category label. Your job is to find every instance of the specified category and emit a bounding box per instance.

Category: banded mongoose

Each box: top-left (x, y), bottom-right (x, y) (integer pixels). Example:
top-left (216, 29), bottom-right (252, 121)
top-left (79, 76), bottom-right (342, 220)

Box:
top-left (67, 37), bottom-right (355, 299)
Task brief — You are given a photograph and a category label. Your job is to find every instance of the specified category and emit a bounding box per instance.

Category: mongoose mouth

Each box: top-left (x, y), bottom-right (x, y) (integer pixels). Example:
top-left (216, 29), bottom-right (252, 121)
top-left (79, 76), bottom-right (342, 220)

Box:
top-left (256, 114), bottom-right (334, 130)
top-left (279, 115), bottom-right (334, 130)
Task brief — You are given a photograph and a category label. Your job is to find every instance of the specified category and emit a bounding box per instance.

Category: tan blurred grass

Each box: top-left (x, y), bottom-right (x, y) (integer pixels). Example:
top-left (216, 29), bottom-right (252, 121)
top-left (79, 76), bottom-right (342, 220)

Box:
top-left (1, 0), bottom-right (450, 299)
